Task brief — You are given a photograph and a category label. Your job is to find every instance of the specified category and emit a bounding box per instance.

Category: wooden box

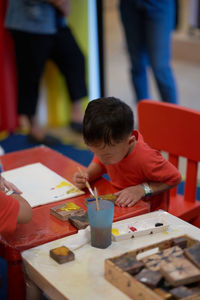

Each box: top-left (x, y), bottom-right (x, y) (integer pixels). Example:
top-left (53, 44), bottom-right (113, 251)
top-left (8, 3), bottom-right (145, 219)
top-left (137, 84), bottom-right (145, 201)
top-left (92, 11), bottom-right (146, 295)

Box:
top-left (50, 202), bottom-right (84, 221)
top-left (105, 235), bottom-right (200, 300)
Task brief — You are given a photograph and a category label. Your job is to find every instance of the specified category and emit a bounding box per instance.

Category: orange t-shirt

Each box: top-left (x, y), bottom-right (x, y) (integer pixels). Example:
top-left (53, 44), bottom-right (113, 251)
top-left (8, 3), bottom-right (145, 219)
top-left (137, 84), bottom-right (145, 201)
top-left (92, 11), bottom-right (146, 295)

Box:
top-left (92, 130), bottom-right (181, 211)
top-left (0, 191), bottom-right (20, 234)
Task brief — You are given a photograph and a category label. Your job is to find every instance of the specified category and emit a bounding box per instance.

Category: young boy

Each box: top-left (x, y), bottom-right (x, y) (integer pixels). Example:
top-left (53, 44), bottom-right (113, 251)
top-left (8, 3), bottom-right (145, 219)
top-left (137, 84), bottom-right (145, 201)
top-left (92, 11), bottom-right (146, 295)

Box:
top-left (0, 176), bottom-right (32, 234)
top-left (74, 97), bottom-right (181, 211)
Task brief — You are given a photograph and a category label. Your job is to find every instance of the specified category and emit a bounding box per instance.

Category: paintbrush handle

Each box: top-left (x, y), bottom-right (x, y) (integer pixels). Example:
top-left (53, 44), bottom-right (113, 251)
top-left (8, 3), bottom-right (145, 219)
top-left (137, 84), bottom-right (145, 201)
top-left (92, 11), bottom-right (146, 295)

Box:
top-left (94, 187), bottom-right (99, 211)
top-left (85, 181), bottom-right (94, 197)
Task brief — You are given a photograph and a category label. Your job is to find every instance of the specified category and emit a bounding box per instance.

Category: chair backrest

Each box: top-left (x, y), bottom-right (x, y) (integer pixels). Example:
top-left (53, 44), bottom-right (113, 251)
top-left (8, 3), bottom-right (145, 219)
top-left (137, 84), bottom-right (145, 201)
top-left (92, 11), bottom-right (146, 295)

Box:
top-left (138, 100), bottom-right (200, 202)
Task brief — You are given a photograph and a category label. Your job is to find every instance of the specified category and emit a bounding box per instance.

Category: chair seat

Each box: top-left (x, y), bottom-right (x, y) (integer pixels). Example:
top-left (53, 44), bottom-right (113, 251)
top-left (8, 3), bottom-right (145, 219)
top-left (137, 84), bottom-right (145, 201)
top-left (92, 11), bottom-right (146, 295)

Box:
top-left (169, 194), bottom-right (200, 222)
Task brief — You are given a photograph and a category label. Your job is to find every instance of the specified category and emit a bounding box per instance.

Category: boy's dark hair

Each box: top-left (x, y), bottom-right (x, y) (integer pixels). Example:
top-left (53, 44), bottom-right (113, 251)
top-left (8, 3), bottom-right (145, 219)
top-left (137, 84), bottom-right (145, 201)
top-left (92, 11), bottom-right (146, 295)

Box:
top-left (83, 97), bottom-right (134, 146)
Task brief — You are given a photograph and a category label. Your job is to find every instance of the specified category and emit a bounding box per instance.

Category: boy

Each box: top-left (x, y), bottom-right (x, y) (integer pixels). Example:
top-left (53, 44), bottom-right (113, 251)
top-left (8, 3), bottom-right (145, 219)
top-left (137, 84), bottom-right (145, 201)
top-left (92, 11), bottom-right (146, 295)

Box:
top-left (0, 176), bottom-right (32, 234)
top-left (74, 97), bottom-right (181, 211)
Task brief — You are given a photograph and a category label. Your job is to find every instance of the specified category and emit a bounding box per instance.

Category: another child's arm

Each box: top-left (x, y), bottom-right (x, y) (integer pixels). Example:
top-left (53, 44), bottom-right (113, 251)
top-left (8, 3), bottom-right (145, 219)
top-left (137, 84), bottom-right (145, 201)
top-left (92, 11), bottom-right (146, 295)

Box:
top-left (0, 187), bottom-right (32, 234)
top-left (0, 176), bottom-right (32, 223)
top-left (73, 162), bottom-right (104, 190)
top-left (115, 181), bottom-right (178, 207)
top-left (12, 193), bottom-right (32, 224)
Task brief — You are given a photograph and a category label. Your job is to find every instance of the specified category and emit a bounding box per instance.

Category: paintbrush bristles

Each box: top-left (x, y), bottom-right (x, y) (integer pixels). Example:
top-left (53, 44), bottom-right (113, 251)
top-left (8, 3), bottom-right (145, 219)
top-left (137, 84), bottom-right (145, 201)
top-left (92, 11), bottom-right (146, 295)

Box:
top-left (94, 187), bottom-right (99, 211)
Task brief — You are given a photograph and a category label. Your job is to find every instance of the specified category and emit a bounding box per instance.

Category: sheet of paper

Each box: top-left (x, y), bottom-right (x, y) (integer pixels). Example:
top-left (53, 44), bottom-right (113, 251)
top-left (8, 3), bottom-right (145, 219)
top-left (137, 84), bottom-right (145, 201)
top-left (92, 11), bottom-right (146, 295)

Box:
top-left (2, 162), bottom-right (84, 207)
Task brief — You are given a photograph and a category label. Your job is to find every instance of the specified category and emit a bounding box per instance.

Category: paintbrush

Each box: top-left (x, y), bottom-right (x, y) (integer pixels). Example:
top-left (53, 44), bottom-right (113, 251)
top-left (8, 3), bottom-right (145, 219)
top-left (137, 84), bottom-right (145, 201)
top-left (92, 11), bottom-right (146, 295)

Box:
top-left (77, 167), bottom-right (95, 197)
top-left (94, 186), bottom-right (99, 211)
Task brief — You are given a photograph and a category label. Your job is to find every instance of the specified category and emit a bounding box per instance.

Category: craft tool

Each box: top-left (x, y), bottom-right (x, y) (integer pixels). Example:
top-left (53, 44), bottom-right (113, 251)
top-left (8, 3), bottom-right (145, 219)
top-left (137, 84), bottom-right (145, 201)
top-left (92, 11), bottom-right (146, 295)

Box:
top-left (78, 167), bottom-right (95, 197)
top-left (94, 186), bottom-right (99, 211)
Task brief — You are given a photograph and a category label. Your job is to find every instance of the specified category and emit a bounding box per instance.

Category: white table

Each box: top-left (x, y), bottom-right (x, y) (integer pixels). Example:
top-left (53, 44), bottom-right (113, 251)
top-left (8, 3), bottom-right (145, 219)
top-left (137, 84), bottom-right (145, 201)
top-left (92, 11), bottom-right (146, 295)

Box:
top-left (22, 211), bottom-right (200, 300)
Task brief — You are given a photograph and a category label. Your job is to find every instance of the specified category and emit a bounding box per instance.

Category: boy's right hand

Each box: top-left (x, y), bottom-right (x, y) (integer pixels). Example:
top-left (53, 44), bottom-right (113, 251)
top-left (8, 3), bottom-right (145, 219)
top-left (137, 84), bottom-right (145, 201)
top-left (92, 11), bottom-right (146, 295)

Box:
top-left (73, 171), bottom-right (89, 190)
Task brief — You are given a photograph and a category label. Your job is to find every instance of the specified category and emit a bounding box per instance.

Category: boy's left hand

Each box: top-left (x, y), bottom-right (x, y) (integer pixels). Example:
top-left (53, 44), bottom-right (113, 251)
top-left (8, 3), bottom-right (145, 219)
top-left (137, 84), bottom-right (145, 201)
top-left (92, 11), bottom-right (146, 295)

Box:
top-left (115, 185), bottom-right (144, 207)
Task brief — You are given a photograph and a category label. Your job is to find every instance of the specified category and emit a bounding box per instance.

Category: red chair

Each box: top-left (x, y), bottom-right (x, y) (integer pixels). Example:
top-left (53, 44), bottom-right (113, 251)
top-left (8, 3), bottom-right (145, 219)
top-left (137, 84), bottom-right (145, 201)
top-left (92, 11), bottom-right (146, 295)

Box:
top-left (138, 100), bottom-right (200, 225)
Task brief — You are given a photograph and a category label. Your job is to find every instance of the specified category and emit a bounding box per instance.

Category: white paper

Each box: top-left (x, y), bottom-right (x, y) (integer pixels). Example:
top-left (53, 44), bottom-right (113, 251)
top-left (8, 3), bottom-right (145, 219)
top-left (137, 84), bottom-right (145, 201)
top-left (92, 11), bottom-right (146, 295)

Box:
top-left (2, 162), bottom-right (84, 207)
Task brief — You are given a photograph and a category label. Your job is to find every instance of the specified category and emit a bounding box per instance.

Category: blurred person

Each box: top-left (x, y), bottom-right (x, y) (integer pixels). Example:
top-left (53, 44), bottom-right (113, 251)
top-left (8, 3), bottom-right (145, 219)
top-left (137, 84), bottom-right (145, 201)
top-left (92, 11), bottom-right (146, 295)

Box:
top-left (5, 0), bottom-right (87, 144)
top-left (119, 0), bottom-right (178, 104)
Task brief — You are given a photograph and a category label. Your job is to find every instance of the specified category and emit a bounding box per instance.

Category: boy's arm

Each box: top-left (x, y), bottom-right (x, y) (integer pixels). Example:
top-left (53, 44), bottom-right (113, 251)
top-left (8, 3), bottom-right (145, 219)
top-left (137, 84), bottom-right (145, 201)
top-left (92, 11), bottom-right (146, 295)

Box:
top-left (115, 180), bottom-right (181, 208)
top-left (87, 162), bottom-right (105, 182)
top-left (115, 150), bottom-right (182, 207)
top-left (12, 193), bottom-right (32, 224)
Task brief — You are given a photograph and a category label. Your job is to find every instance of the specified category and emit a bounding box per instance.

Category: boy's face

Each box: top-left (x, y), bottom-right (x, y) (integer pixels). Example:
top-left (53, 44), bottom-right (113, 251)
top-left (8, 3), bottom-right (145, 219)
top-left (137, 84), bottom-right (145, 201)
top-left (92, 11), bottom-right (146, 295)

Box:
top-left (88, 135), bottom-right (135, 165)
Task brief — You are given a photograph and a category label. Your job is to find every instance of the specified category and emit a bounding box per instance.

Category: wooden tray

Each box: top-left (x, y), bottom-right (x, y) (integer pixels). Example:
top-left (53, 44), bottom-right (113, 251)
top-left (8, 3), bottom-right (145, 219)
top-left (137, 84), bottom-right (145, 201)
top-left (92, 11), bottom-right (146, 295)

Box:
top-left (105, 235), bottom-right (200, 300)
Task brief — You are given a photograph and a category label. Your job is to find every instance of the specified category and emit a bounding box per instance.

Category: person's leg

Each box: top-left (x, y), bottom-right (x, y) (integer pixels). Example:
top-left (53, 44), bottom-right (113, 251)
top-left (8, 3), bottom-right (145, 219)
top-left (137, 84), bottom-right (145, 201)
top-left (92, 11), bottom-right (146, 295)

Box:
top-left (144, 0), bottom-right (178, 104)
top-left (51, 26), bottom-right (87, 131)
top-left (119, 0), bottom-right (149, 102)
top-left (11, 30), bottom-right (59, 143)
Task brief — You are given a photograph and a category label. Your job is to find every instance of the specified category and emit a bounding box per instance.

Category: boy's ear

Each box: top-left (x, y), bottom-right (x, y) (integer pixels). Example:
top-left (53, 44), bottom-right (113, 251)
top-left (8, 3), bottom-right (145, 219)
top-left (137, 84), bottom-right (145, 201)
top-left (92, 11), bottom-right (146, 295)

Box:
top-left (128, 135), bottom-right (136, 145)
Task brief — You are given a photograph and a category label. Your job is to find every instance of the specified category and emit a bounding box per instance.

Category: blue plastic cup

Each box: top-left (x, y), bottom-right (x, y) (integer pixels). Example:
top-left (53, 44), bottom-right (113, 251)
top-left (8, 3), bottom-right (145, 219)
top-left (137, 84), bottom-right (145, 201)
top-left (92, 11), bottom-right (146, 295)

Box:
top-left (87, 199), bottom-right (114, 249)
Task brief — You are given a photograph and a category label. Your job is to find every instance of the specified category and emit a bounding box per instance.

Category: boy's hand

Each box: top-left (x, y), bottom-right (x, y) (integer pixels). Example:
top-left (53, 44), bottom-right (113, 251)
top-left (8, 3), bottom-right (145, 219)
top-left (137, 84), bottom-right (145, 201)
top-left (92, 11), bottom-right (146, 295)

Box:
top-left (73, 171), bottom-right (89, 190)
top-left (0, 176), bottom-right (22, 194)
top-left (115, 185), bottom-right (145, 207)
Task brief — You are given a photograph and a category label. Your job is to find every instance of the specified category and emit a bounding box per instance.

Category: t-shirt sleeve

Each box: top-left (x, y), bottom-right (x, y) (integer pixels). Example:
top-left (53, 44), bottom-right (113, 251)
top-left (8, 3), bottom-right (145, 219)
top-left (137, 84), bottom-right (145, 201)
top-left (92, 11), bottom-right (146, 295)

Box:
top-left (141, 149), bottom-right (182, 186)
top-left (92, 155), bottom-right (107, 173)
top-left (0, 191), bottom-right (20, 234)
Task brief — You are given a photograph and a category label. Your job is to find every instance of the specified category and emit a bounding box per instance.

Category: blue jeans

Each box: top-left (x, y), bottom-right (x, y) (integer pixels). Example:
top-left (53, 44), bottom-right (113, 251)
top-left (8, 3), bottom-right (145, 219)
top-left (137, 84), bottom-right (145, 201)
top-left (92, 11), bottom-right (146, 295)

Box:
top-left (120, 0), bottom-right (178, 104)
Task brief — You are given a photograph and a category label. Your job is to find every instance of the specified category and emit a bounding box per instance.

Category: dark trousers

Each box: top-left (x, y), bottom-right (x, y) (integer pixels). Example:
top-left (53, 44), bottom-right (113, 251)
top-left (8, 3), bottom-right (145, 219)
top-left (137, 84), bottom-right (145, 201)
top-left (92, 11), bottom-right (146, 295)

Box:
top-left (119, 0), bottom-right (178, 104)
top-left (12, 27), bottom-right (87, 116)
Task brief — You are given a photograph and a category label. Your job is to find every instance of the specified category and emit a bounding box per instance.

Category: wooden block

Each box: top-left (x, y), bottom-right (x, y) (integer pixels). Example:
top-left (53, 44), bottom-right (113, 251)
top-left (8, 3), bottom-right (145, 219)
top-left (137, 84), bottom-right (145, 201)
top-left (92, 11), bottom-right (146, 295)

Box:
top-left (190, 286), bottom-right (200, 297)
top-left (49, 246), bottom-right (75, 264)
top-left (50, 202), bottom-right (84, 221)
top-left (169, 286), bottom-right (196, 299)
top-left (134, 268), bottom-right (163, 288)
top-left (110, 252), bottom-right (144, 275)
top-left (160, 279), bottom-right (174, 292)
top-left (172, 237), bottom-right (188, 249)
top-left (184, 243), bottom-right (200, 268)
top-left (85, 193), bottom-right (117, 206)
top-left (100, 193), bottom-right (117, 202)
top-left (68, 211), bottom-right (89, 229)
top-left (142, 246), bottom-right (184, 271)
top-left (160, 257), bottom-right (200, 287)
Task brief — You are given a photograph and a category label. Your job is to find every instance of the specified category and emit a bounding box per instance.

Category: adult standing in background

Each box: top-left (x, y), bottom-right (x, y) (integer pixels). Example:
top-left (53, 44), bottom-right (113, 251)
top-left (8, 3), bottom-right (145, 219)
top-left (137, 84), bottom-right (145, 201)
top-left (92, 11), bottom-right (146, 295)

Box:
top-left (119, 0), bottom-right (178, 104)
top-left (5, 0), bottom-right (87, 145)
